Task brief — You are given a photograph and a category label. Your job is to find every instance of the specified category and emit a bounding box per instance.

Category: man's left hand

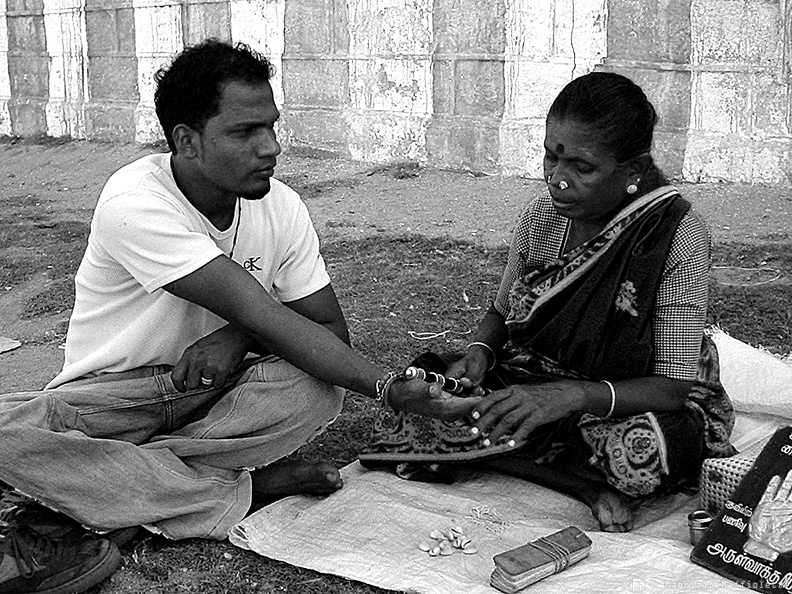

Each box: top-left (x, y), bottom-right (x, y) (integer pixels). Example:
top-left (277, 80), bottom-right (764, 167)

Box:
top-left (171, 325), bottom-right (253, 392)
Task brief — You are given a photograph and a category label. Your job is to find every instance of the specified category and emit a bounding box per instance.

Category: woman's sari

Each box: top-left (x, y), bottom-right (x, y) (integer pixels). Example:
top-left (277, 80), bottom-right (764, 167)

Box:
top-left (359, 188), bottom-right (736, 497)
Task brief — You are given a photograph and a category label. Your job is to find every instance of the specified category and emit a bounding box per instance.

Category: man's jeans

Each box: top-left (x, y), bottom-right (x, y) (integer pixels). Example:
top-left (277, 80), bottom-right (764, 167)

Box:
top-left (0, 356), bottom-right (343, 540)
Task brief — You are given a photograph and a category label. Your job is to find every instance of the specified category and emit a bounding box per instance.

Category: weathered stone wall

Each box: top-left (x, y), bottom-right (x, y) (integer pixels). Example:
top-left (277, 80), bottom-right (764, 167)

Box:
top-left (1, 0), bottom-right (790, 184)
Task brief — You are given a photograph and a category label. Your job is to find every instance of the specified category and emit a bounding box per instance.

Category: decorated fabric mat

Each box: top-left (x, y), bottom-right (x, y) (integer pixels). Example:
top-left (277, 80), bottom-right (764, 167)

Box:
top-left (359, 407), bottom-right (525, 463)
top-left (230, 462), bottom-right (748, 594)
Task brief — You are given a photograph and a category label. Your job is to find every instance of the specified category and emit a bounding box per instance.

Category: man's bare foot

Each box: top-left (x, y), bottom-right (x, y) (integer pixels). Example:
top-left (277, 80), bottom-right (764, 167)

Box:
top-left (589, 488), bottom-right (638, 532)
top-left (250, 461), bottom-right (342, 502)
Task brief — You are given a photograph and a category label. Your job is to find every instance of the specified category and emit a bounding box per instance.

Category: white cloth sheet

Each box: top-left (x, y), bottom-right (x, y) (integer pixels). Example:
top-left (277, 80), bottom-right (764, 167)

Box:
top-left (229, 330), bottom-right (792, 593)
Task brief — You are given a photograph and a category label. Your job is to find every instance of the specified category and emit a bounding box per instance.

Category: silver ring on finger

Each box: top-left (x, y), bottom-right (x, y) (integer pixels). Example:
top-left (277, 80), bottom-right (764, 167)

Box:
top-left (200, 376), bottom-right (214, 387)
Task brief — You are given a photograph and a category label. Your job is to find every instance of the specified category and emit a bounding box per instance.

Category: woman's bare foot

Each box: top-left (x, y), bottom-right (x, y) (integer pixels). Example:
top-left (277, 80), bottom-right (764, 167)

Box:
top-left (587, 487), bottom-right (638, 532)
top-left (250, 461), bottom-right (342, 502)
top-left (476, 455), bottom-right (640, 532)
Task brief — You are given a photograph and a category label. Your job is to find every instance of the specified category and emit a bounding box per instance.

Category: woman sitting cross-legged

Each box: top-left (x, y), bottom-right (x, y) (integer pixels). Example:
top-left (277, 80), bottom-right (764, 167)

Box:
top-left (361, 71), bottom-right (737, 533)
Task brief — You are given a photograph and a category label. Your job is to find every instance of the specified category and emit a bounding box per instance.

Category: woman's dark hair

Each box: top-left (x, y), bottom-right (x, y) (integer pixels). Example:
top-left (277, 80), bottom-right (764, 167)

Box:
top-left (547, 71), bottom-right (668, 189)
top-left (154, 38), bottom-right (274, 153)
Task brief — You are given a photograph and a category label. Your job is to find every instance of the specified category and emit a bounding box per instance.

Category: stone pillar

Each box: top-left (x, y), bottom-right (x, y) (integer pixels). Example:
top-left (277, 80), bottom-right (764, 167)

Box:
top-left (183, 0), bottom-right (230, 45)
top-left (43, 0), bottom-right (88, 138)
top-left (230, 0), bottom-right (284, 106)
top-left (427, 0), bottom-right (506, 173)
top-left (345, 0), bottom-right (433, 163)
top-left (500, 0), bottom-right (607, 177)
top-left (684, 0), bottom-right (790, 184)
top-left (132, 0), bottom-right (181, 144)
top-left (280, 0), bottom-right (350, 154)
top-left (84, 0), bottom-right (138, 141)
top-left (603, 0), bottom-right (692, 179)
top-left (0, 0), bottom-right (11, 135)
top-left (5, 0), bottom-right (49, 136)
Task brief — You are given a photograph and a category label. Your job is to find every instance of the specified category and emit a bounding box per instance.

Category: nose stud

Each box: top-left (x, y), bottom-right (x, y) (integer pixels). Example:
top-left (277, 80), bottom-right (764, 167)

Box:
top-left (558, 181), bottom-right (569, 190)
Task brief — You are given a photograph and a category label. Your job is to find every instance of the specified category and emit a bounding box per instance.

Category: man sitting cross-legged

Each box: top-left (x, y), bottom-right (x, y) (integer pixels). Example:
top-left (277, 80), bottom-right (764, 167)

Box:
top-left (0, 38), bottom-right (476, 594)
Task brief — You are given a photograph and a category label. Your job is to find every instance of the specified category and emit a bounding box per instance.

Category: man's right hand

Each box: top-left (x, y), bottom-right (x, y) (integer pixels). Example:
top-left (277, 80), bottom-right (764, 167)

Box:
top-left (387, 378), bottom-right (481, 421)
top-left (171, 325), bottom-right (254, 392)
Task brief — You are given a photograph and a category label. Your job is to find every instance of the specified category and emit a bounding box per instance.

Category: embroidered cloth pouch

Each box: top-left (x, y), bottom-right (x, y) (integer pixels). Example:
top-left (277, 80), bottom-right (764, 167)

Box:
top-left (358, 408), bottom-right (525, 464)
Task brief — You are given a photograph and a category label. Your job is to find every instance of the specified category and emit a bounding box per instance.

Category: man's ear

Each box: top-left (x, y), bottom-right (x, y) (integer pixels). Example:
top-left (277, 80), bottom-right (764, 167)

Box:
top-left (171, 124), bottom-right (201, 158)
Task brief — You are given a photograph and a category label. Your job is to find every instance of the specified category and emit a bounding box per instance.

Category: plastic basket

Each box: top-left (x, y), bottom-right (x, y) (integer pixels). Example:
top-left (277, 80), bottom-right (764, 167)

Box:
top-left (699, 455), bottom-right (757, 515)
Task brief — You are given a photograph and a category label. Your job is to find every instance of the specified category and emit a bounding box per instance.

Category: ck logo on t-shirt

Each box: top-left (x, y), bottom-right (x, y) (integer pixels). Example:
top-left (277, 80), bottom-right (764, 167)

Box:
top-left (243, 257), bottom-right (263, 272)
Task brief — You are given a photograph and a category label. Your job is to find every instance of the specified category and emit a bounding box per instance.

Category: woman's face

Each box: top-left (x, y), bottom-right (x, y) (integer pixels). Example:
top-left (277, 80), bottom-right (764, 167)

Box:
top-left (543, 117), bottom-right (634, 226)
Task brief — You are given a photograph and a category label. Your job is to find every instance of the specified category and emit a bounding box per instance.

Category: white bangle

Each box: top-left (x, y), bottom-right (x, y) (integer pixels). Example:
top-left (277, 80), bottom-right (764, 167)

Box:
top-left (600, 380), bottom-right (616, 419)
top-left (466, 341), bottom-right (496, 372)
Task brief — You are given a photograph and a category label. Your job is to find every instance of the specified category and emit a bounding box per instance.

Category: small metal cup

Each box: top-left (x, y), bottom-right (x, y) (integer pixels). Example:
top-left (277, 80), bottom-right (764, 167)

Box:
top-left (688, 510), bottom-right (713, 546)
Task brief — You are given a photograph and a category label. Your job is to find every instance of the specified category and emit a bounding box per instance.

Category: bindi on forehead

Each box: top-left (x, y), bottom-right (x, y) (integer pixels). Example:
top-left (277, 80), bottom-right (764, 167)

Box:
top-left (555, 143), bottom-right (565, 154)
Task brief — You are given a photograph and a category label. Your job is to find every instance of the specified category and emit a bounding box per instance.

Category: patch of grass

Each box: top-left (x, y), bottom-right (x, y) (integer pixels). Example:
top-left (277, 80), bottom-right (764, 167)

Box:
top-left (22, 277), bottom-right (76, 318)
top-left (278, 174), bottom-right (362, 201)
top-left (709, 283), bottom-right (792, 353)
top-left (0, 257), bottom-right (26, 290)
top-left (708, 241), bottom-right (792, 353)
top-left (365, 161), bottom-right (422, 179)
top-left (0, 190), bottom-right (87, 317)
top-left (712, 240), bottom-right (792, 270)
top-left (323, 235), bottom-right (505, 368)
top-left (0, 133), bottom-right (72, 146)
top-left (0, 190), bottom-right (88, 298)
top-left (105, 539), bottom-right (394, 594)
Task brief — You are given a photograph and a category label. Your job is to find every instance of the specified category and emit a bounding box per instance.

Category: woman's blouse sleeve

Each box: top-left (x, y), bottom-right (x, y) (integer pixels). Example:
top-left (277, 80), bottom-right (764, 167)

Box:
top-left (652, 208), bottom-right (711, 381)
top-left (494, 207), bottom-right (532, 318)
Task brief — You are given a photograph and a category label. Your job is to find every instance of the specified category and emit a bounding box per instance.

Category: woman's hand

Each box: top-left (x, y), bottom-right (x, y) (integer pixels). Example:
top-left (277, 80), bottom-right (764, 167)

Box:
top-left (445, 349), bottom-right (490, 387)
top-left (388, 379), bottom-right (482, 422)
top-left (471, 380), bottom-right (586, 445)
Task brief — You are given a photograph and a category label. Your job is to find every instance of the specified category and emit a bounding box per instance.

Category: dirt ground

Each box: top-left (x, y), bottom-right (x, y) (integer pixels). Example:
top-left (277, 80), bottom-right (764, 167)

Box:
top-left (1, 139), bottom-right (791, 392)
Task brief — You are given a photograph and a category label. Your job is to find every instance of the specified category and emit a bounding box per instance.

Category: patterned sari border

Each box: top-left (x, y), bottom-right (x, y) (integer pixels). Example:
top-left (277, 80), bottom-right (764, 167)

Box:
top-left (508, 186), bottom-right (680, 326)
top-left (645, 411), bottom-right (671, 475)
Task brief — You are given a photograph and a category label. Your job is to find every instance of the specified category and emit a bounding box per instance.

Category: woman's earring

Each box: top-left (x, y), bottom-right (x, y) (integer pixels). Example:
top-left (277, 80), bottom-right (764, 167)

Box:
top-left (627, 183), bottom-right (638, 194)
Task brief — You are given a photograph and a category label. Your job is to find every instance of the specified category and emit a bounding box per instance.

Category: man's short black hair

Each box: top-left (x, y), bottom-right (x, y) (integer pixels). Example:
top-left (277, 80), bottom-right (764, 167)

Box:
top-left (154, 38), bottom-right (274, 153)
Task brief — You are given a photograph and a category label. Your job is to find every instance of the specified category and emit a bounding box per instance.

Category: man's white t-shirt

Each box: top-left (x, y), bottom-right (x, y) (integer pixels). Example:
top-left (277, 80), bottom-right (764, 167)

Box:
top-left (47, 153), bottom-right (330, 388)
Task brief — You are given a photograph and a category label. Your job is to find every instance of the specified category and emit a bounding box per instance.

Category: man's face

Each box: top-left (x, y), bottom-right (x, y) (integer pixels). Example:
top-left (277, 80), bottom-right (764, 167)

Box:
top-left (196, 79), bottom-right (281, 201)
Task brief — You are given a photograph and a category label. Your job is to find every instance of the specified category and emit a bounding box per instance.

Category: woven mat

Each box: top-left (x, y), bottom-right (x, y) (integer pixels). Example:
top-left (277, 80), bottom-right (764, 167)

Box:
top-left (230, 462), bottom-right (748, 594)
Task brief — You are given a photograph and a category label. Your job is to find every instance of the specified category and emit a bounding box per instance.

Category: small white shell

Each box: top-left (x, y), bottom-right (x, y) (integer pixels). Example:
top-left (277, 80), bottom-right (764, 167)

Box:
top-left (462, 545), bottom-right (478, 554)
top-left (429, 546), bottom-right (441, 556)
top-left (418, 542), bottom-right (431, 552)
top-left (440, 547), bottom-right (456, 556)
top-left (429, 529), bottom-right (445, 540)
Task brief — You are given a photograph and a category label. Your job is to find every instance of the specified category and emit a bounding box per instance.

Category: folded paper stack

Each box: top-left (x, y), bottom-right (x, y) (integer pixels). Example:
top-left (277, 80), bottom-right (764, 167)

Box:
top-left (490, 526), bottom-right (592, 593)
